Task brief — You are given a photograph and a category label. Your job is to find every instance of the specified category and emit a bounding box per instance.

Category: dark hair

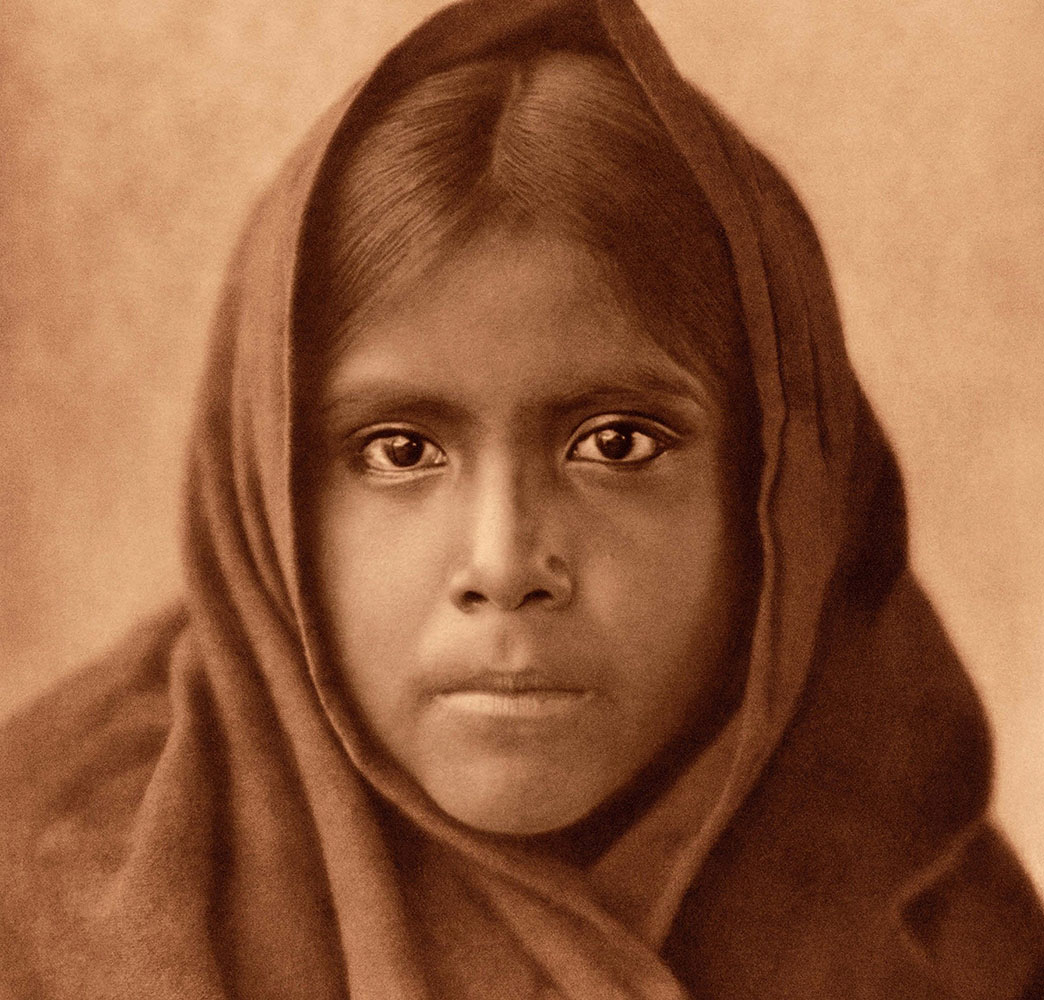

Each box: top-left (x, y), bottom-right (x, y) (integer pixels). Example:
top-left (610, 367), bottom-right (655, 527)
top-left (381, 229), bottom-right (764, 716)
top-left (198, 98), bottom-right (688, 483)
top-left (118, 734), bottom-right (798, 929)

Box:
top-left (296, 47), bottom-right (760, 496)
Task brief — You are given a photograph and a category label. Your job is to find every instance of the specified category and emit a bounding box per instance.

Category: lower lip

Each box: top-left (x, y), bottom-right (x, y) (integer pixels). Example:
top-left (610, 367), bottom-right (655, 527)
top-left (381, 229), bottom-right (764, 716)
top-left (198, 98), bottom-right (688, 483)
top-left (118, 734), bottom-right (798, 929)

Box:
top-left (433, 690), bottom-right (592, 720)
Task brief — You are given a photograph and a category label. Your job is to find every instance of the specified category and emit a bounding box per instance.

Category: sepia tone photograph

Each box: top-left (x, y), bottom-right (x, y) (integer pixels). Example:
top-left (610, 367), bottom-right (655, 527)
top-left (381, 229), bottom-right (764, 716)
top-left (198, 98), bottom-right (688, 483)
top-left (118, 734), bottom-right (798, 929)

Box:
top-left (2, 0), bottom-right (1042, 995)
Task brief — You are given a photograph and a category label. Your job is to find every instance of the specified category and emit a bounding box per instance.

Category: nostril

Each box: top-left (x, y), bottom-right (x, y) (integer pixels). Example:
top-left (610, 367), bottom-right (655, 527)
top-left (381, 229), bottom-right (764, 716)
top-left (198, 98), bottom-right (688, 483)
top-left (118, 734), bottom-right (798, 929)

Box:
top-left (456, 587), bottom-right (556, 611)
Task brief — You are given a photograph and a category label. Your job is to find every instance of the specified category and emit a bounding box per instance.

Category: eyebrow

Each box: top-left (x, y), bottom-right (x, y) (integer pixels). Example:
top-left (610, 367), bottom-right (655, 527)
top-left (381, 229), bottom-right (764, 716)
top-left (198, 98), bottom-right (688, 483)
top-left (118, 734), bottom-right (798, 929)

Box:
top-left (543, 364), bottom-right (714, 419)
top-left (319, 382), bottom-right (471, 426)
top-left (319, 362), bottom-right (713, 427)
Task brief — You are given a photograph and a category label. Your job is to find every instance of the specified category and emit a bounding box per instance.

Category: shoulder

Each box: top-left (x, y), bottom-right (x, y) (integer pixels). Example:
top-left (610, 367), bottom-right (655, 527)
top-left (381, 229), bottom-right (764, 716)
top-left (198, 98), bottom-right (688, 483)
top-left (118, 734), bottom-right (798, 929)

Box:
top-left (836, 574), bottom-right (1044, 994)
top-left (831, 573), bottom-right (1044, 995)
top-left (901, 823), bottom-right (1044, 1000)
top-left (674, 571), bottom-right (1043, 997)
top-left (0, 605), bottom-right (187, 881)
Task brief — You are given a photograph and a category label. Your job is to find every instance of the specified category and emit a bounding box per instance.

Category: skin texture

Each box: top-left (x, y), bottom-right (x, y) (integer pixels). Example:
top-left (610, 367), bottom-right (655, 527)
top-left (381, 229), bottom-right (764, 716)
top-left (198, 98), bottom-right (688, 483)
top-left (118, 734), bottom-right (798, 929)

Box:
top-left (307, 229), bottom-right (749, 835)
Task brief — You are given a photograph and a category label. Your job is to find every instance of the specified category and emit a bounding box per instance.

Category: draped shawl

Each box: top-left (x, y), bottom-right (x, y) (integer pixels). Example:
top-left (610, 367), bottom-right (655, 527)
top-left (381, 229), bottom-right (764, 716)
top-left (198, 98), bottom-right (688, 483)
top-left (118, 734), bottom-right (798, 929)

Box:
top-left (2, 1), bottom-right (1042, 997)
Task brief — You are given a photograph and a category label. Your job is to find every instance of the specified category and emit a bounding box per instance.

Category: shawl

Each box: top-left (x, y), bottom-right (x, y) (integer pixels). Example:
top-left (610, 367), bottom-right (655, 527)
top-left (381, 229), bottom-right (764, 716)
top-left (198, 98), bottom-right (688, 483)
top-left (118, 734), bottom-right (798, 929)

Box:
top-left (2, 1), bottom-right (1042, 997)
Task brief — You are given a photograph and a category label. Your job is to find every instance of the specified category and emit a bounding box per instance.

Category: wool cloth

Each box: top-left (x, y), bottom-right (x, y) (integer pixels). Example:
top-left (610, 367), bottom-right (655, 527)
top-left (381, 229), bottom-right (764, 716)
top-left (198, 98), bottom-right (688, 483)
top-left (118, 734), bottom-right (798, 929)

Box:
top-left (2, 0), bottom-right (1042, 997)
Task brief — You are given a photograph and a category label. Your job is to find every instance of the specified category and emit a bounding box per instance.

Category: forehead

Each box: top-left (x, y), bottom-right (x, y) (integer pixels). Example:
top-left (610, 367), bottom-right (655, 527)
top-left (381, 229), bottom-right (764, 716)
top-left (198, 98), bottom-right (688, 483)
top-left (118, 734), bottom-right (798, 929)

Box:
top-left (320, 230), bottom-right (715, 420)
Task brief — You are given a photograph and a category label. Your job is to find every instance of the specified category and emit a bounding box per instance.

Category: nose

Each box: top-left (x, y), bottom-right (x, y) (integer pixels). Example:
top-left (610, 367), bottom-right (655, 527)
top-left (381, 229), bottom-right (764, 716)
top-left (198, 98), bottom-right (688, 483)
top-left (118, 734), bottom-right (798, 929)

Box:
top-left (448, 461), bottom-right (573, 613)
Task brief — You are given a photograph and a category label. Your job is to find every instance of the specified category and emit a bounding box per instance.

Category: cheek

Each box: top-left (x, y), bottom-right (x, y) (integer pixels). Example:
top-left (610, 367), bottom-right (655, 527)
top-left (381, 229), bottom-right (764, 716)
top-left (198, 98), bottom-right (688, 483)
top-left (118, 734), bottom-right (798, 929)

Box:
top-left (577, 469), bottom-right (741, 718)
top-left (311, 484), bottom-right (451, 689)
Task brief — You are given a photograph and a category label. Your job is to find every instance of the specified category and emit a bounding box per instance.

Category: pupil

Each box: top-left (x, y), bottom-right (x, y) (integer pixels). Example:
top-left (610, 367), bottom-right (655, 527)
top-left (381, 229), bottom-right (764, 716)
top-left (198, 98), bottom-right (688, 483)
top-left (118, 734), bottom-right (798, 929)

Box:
top-left (386, 434), bottom-right (423, 467)
top-left (596, 427), bottom-right (633, 460)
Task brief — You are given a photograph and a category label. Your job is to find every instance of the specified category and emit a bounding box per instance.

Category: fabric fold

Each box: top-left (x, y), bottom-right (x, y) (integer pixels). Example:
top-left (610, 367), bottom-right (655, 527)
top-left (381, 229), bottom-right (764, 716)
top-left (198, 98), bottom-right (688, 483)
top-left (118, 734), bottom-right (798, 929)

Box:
top-left (2, 1), bottom-right (1041, 997)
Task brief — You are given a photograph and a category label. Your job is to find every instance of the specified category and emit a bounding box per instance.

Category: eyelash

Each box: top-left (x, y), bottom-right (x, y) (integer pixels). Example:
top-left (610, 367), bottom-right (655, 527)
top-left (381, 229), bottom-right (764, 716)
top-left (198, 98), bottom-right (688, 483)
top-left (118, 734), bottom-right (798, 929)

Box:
top-left (350, 416), bottom-right (677, 476)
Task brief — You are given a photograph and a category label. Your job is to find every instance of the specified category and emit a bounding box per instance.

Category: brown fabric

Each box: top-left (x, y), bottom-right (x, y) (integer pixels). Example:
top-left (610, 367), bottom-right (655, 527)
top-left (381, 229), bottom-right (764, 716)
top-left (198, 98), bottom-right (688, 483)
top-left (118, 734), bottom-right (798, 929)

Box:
top-left (2, 1), bottom-right (1042, 997)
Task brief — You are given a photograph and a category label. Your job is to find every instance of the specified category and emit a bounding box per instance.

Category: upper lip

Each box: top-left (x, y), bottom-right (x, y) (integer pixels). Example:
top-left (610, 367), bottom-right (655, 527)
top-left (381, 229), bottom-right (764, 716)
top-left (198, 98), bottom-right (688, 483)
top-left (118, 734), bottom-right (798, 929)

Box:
top-left (432, 668), bottom-right (589, 695)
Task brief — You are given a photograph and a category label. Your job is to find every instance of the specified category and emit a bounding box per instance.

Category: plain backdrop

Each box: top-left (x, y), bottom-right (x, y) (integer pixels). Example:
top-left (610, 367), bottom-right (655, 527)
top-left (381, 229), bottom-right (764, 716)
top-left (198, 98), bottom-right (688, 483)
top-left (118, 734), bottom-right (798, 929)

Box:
top-left (2, 0), bottom-right (1041, 889)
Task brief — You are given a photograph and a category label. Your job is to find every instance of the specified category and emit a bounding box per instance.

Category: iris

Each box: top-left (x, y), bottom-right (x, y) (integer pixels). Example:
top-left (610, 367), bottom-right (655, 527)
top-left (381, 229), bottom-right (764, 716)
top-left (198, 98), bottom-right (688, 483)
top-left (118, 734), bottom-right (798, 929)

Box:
top-left (385, 434), bottom-right (424, 467)
top-left (594, 426), bottom-right (633, 461)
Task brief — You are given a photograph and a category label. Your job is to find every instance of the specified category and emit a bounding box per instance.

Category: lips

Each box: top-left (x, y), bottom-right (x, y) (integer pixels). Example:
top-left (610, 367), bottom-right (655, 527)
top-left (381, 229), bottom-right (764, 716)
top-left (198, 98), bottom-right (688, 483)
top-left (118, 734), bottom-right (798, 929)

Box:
top-left (434, 689), bottom-right (591, 719)
top-left (426, 668), bottom-right (595, 721)
top-left (434, 668), bottom-right (588, 696)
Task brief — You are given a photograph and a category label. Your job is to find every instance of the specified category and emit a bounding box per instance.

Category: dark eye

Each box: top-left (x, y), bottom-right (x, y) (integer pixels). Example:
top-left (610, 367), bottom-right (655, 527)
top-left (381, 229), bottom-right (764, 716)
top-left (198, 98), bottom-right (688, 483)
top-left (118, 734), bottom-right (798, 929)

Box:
top-left (569, 421), bottom-right (668, 465)
top-left (359, 432), bottom-right (446, 473)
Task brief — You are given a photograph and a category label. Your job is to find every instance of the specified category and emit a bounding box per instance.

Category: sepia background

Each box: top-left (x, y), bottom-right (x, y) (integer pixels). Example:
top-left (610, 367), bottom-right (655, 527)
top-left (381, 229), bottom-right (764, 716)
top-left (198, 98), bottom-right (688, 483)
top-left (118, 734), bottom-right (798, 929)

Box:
top-left (2, 0), bottom-right (1041, 889)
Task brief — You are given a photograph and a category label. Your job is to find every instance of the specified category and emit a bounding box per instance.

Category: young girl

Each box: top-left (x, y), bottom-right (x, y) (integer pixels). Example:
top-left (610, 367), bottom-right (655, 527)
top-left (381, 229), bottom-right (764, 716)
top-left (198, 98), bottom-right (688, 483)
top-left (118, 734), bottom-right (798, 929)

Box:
top-left (2, 0), bottom-right (1041, 997)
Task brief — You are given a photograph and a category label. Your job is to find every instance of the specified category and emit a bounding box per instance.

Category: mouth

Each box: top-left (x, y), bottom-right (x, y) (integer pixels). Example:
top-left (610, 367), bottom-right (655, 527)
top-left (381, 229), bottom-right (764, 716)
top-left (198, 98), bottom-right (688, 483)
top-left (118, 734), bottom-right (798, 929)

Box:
top-left (429, 669), bottom-right (593, 720)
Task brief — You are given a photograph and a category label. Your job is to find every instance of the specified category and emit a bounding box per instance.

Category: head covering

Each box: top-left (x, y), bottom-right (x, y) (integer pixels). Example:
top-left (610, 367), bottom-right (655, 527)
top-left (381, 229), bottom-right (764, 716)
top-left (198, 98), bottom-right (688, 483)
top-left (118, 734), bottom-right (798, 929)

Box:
top-left (2, 1), bottom-right (1041, 997)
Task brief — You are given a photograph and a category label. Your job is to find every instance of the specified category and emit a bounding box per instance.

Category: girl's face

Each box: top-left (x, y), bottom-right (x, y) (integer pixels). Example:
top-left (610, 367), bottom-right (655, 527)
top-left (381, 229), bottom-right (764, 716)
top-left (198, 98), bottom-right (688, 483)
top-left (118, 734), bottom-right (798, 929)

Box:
top-left (307, 230), bottom-right (751, 835)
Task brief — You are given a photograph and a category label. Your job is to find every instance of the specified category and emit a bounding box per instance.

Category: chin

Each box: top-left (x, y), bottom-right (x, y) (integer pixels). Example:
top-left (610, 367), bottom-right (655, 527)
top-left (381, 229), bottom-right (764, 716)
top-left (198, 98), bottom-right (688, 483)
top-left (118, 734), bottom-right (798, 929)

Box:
top-left (420, 755), bottom-right (614, 836)
top-left (437, 796), bottom-right (593, 837)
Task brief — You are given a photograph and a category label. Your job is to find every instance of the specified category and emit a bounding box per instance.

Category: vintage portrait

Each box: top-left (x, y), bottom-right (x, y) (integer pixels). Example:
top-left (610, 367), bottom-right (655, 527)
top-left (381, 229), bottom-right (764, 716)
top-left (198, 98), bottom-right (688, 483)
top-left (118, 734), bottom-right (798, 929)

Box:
top-left (2, 0), bottom-right (1042, 996)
